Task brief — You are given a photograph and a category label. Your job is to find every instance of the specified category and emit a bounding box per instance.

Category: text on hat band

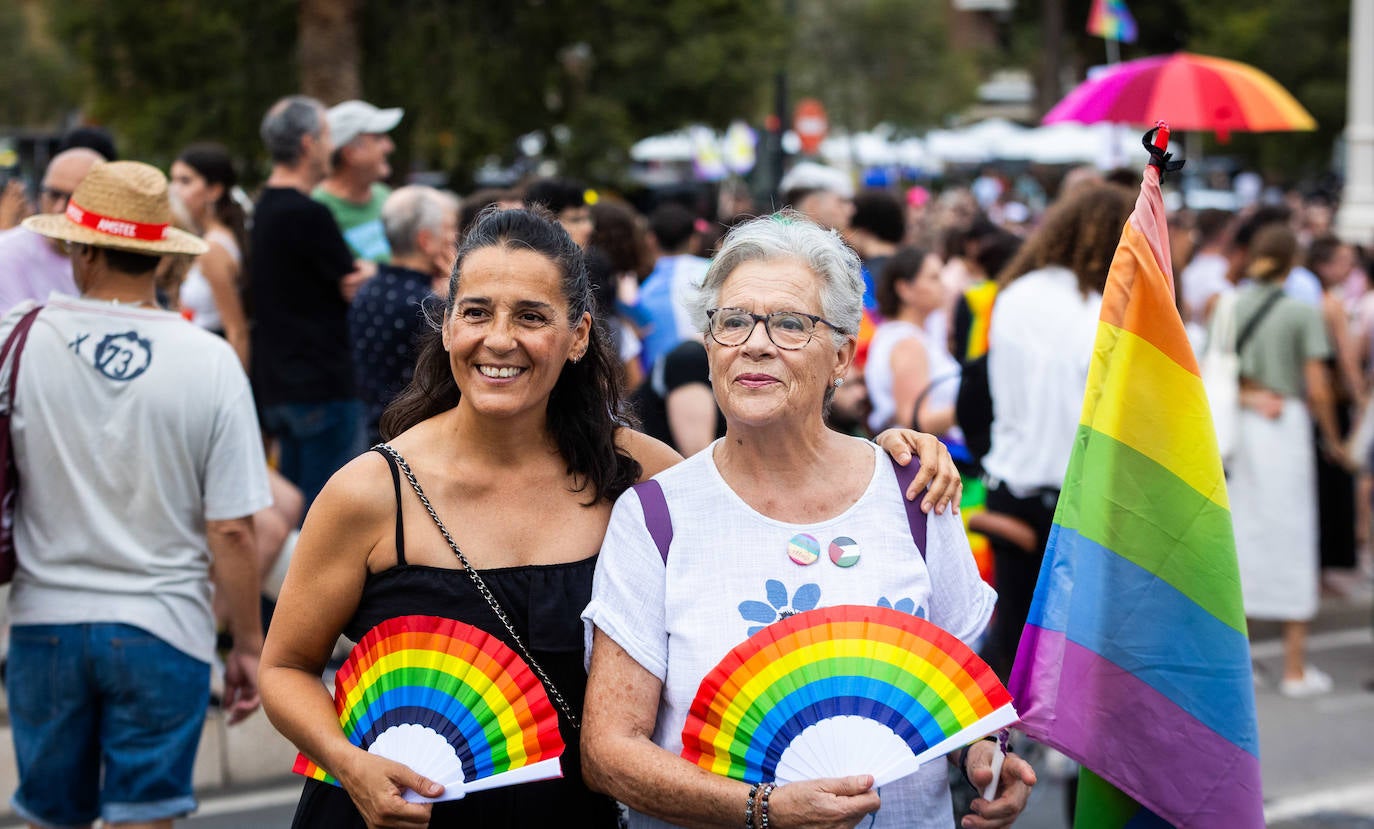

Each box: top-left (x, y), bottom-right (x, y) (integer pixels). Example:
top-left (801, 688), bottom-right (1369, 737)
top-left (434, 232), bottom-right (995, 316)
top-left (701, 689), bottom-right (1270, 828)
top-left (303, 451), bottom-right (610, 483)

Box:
top-left (65, 201), bottom-right (170, 242)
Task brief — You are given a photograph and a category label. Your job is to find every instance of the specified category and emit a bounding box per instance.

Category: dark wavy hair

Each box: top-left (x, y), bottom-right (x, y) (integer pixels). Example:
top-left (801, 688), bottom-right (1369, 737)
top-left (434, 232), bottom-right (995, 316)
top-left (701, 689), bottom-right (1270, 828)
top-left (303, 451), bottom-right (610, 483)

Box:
top-left (176, 142), bottom-right (249, 267)
top-left (589, 201), bottom-right (649, 277)
top-left (876, 246), bottom-right (932, 319)
top-left (379, 206), bottom-right (641, 504)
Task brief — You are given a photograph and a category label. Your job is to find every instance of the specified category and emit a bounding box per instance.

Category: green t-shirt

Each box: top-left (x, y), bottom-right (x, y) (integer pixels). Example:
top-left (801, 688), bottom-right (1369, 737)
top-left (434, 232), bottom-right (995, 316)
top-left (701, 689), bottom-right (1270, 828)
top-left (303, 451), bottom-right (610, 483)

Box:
top-left (312, 182), bottom-right (392, 263)
top-left (1233, 284), bottom-right (1331, 398)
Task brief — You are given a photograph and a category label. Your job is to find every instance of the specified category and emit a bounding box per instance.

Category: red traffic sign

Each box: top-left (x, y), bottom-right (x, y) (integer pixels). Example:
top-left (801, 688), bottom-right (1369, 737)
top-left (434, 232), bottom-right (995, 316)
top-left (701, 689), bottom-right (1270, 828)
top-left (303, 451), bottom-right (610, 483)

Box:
top-left (793, 98), bottom-right (829, 156)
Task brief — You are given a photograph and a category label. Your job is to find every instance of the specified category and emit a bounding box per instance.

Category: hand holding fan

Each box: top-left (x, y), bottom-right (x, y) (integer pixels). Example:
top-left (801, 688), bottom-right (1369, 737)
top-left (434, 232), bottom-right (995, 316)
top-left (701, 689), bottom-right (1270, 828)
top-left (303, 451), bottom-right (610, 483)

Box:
top-left (293, 615), bottom-right (565, 802)
top-left (680, 605), bottom-right (1017, 787)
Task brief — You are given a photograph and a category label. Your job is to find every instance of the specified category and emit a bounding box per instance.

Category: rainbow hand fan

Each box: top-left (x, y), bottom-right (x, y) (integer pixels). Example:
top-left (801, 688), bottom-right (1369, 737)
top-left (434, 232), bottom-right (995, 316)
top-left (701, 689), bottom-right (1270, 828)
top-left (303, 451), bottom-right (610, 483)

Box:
top-left (292, 615), bottom-right (564, 802)
top-left (681, 605), bottom-right (1017, 786)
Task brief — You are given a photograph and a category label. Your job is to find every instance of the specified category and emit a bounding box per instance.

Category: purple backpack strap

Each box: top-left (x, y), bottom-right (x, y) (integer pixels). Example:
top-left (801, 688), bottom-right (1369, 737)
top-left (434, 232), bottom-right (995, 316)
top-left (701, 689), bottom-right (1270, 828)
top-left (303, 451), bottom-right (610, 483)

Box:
top-left (890, 457), bottom-right (928, 560)
top-left (633, 479), bottom-right (673, 564)
top-left (1, 307), bottom-right (43, 409)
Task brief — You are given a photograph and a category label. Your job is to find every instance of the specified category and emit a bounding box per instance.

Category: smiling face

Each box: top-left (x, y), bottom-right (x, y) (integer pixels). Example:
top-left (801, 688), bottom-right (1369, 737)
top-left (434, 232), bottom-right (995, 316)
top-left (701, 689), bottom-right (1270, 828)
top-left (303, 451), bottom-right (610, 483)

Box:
top-left (707, 258), bottom-right (856, 430)
top-left (442, 245), bottom-right (591, 425)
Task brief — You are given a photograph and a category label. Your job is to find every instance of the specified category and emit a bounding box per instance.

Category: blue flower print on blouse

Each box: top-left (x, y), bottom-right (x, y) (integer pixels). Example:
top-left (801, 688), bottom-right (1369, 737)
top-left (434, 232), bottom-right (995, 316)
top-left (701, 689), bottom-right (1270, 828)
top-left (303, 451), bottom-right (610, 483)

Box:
top-left (876, 596), bottom-right (927, 619)
top-left (739, 579), bottom-right (821, 635)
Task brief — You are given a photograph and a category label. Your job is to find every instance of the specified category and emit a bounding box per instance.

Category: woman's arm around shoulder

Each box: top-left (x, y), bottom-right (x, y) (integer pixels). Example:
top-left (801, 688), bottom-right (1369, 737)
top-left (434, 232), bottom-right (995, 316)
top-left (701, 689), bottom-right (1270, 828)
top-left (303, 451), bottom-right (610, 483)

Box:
top-left (872, 428), bottom-right (963, 515)
top-left (259, 450), bottom-right (442, 827)
top-left (617, 425), bottom-right (684, 481)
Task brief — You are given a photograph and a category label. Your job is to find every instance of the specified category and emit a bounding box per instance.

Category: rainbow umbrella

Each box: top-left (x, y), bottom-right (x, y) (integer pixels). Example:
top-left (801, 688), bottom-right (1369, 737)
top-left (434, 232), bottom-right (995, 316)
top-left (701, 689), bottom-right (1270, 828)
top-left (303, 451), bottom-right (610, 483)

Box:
top-left (1044, 52), bottom-right (1315, 141)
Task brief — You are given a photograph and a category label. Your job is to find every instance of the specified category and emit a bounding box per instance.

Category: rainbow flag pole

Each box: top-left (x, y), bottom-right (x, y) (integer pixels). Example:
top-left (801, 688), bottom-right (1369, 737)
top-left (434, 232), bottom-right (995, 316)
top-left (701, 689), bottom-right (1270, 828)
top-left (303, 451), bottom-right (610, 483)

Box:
top-left (1007, 126), bottom-right (1265, 828)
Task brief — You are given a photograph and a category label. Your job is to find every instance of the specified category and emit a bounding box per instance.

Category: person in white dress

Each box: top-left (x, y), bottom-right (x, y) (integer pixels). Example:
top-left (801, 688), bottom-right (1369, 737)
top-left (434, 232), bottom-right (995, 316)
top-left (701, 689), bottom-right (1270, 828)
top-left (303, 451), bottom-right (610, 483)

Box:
top-left (1217, 224), bottom-right (1349, 697)
top-left (169, 143), bottom-right (250, 367)
top-left (866, 246), bottom-right (960, 438)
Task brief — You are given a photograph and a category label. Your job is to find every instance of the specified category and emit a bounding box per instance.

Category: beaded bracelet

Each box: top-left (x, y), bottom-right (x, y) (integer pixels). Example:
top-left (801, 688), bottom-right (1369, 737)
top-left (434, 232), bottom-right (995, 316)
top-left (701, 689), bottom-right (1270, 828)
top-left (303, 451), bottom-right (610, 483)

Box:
top-left (758, 782), bottom-right (777, 829)
top-left (744, 783), bottom-right (761, 829)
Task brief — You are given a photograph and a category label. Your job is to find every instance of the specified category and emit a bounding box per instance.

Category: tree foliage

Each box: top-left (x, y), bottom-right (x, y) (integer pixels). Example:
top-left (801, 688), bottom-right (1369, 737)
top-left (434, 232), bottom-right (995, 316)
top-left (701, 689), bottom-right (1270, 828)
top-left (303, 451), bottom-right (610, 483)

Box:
top-left (46, 0), bottom-right (298, 175)
top-left (36, 0), bottom-right (786, 187)
top-left (26, 0), bottom-right (1352, 184)
top-left (790, 0), bottom-right (980, 133)
top-left (0, 3), bottom-right (80, 128)
top-left (358, 0), bottom-right (787, 185)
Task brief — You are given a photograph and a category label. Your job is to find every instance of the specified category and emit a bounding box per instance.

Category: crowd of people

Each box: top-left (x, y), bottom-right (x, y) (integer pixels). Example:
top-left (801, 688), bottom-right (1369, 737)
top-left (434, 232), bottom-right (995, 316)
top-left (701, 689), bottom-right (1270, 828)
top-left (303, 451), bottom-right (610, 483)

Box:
top-left (0, 90), bottom-right (1368, 828)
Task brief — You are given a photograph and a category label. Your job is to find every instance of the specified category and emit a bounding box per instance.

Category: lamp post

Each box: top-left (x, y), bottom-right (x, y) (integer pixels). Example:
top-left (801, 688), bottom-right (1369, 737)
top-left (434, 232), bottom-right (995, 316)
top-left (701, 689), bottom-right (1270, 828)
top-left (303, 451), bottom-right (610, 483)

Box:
top-left (1336, 0), bottom-right (1374, 244)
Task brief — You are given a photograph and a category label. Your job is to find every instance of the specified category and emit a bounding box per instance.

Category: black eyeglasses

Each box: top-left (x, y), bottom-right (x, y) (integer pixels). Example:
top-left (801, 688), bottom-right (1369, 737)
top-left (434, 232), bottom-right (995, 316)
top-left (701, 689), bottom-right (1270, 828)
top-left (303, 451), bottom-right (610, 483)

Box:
top-left (705, 307), bottom-right (848, 350)
top-left (41, 187), bottom-right (72, 204)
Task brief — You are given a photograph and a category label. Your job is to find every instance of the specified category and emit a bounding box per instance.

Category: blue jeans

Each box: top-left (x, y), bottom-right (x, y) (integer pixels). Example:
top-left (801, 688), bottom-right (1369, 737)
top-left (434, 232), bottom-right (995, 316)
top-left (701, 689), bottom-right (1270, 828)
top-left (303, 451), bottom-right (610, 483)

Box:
top-left (7, 623), bottom-right (210, 826)
top-left (260, 398), bottom-right (365, 511)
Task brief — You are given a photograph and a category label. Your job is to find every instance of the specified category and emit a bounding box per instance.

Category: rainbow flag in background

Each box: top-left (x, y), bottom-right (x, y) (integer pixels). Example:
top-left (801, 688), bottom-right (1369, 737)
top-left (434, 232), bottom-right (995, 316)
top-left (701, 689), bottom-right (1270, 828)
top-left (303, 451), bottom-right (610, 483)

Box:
top-left (1087, 0), bottom-right (1139, 43)
top-left (1007, 157), bottom-right (1263, 826)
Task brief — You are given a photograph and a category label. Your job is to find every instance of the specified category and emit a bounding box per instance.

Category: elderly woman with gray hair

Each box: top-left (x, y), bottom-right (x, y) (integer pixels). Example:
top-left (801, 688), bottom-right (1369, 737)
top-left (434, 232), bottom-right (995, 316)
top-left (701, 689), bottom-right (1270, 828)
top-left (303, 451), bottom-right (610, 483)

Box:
top-left (582, 214), bottom-right (1035, 829)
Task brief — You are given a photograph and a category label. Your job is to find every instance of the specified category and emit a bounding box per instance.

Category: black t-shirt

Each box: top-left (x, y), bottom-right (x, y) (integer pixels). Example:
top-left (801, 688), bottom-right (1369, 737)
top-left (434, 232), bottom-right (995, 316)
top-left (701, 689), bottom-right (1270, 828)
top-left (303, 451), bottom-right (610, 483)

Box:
top-left (628, 339), bottom-right (726, 451)
top-left (249, 187), bottom-right (356, 406)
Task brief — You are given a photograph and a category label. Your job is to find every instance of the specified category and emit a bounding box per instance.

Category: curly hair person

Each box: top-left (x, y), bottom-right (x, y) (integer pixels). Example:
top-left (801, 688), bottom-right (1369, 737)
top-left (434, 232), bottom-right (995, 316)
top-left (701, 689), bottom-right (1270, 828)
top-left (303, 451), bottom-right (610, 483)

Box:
top-left (997, 183), bottom-right (1135, 295)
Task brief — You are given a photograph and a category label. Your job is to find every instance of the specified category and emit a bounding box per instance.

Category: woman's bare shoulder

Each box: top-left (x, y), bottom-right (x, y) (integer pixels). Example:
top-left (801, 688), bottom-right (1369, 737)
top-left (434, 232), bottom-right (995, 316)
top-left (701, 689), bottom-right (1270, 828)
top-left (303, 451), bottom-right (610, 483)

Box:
top-left (310, 449), bottom-right (400, 528)
top-left (617, 427), bottom-right (683, 481)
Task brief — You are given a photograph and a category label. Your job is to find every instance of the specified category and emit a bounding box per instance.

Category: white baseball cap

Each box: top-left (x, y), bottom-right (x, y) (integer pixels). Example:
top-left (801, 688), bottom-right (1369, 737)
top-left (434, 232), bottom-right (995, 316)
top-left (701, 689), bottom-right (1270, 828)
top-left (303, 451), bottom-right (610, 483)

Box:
top-left (327, 100), bottom-right (403, 147)
top-left (779, 161), bottom-right (854, 200)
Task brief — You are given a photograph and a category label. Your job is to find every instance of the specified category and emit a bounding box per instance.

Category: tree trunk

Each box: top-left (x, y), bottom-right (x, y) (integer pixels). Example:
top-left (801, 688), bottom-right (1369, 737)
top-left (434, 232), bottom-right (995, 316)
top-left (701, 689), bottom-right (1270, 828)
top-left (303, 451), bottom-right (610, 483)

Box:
top-left (299, 0), bottom-right (360, 105)
top-left (1036, 0), bottom-right (1064, 119)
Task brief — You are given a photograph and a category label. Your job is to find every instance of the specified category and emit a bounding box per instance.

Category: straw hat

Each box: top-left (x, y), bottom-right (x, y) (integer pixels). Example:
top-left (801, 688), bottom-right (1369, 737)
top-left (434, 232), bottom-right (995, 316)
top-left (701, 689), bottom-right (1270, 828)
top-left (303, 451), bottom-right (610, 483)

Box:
top-left (23, 161), bottom-right (208, 256)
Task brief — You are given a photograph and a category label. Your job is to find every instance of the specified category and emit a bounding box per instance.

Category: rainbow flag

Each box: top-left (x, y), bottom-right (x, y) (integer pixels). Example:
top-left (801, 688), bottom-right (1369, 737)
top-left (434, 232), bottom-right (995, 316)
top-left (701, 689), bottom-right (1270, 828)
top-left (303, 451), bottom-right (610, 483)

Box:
top-left (1007, 156), bottom-right (1263, 826)
top-left (1087, 0), bottom-right (1138, 43)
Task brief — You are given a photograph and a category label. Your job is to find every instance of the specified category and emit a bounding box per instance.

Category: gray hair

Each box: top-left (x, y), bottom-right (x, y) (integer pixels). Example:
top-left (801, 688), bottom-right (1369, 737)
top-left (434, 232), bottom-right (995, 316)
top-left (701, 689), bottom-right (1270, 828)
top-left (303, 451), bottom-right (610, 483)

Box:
top-left (690, 211), bottom-right (864, 348)
top-left (260, 95), bottom-right (325, 165)
top-left (382, 185), bottom-right (458, 258)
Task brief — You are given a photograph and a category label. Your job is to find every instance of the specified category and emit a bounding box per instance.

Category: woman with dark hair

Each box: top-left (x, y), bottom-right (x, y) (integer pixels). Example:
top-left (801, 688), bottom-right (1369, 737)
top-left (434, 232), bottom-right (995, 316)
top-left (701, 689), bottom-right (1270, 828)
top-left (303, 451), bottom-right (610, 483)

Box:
top-left (979, 183), bottom-right (1135, 677)
top-left (170, 142), bottom-right (250, 366)
top-left (866, 246), bottom-right (959, 437)
top-left (259, 207), bottom-right (962, 828)
top-left (173, 143), bottom-right (303, 613)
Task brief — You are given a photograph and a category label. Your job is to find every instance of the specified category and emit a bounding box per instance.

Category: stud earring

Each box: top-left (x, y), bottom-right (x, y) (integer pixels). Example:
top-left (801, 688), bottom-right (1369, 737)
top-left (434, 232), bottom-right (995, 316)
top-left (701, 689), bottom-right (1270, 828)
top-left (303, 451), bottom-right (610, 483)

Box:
top-left (833, 377), bottom-right (844, 387)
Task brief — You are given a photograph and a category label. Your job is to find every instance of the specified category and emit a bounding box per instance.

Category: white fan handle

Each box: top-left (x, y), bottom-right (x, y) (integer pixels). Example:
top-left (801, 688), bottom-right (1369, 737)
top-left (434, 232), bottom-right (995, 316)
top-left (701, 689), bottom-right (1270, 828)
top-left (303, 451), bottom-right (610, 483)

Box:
top-left (981, 744), bottom-right (1005, 803)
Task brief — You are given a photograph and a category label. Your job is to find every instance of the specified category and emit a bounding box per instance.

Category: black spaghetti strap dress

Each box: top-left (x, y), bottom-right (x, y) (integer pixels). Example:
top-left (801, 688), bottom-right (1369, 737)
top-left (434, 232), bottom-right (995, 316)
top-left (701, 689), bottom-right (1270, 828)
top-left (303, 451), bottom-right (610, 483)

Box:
top-left (290, 448), bottom-right (620, 828)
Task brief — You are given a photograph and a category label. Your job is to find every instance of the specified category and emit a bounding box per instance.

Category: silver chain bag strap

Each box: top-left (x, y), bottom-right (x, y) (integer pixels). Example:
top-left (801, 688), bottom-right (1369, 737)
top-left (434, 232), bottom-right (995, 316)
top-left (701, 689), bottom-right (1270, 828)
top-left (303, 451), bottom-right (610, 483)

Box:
top-left (375, 443), bottom-right (580, 729)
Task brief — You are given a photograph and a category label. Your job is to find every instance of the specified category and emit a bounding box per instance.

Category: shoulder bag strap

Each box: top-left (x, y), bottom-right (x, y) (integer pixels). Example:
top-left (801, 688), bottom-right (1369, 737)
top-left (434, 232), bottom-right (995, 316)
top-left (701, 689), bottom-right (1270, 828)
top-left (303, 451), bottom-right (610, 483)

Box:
top-left (0, 307), bottom-right (44, 414)
top-left (373, 442), bottom-right (581, 728)
top-left (1235, 288), bottom-right (1286, 356)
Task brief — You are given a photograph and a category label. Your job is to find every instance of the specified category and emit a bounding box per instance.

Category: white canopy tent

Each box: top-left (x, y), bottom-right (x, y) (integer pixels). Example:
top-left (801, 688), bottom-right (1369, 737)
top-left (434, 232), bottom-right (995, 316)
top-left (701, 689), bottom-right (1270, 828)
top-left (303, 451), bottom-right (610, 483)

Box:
top-left (629, 119), bottom-right (1146, 173)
